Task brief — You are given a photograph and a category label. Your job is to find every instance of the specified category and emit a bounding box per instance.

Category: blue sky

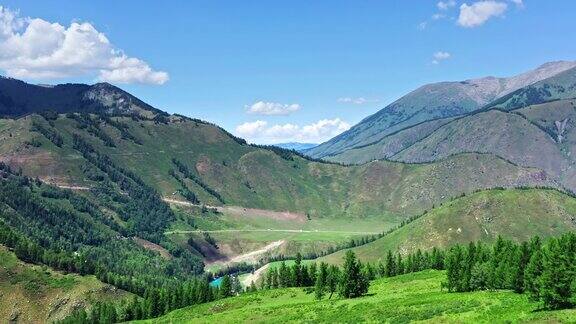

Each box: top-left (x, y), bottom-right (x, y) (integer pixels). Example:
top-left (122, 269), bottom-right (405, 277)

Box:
top-left (1, 1), bottom-right (575, 144)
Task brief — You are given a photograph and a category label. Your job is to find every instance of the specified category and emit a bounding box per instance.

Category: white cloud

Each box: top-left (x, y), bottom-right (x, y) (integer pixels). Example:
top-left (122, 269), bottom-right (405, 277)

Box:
top-left (457, 1), bottom-right (508, 28)
top-left (509, 0), bottom-right (523, 6)
top-left (246, 101), bottom-right (301, 116)
top-left (437, 0), bottom-right (457, 10)
top-left (235, 120), bottom-right (268, 137)
top-left (337, 97), bottom-right (379, 105)
top-left (235, 118), bottom-right (351, 144)
top-left (432, 51), bottom-right (452, 64)
top-left (0, 6), bottom-right (168, 84)
top-left (431, 13), bottom-right (446, 20)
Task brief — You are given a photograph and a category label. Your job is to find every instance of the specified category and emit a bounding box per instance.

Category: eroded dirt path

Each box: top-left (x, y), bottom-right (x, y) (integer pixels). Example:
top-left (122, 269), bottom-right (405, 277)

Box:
top-left (206, 240), bottom-right (286, 269)
top-left (241, 263), bottom-right (269, 287)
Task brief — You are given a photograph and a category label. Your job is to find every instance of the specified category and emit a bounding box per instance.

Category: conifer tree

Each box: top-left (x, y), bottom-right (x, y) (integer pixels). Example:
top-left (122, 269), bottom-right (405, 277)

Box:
top-left (292, 253), bottom-right (303, 286)
top-left (315, 262), bottom-right (328, 300)
top-left (338, 251), bottom-right (369, 298)
top-left (513, 241), bottom-right (531, 293)
top-left (219, 275), bottom-right (233, 298)
top-left (326, 264), bottom-right (340, 299)
top-left (539, 233), bottom-right (576, 309)
top-left (384, 250), bottom-right (396, 277)
top-left (232, 275), bottom-right (243, 295)
top-left (396, 253), bottom-right (404, 275)
top-left (278, 261), bottom-right (291, 287)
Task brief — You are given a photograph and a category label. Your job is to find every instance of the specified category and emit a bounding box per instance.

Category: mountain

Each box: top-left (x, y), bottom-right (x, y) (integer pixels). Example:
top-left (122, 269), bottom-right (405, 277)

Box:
top-left (272, 142), bottom-right (317, 152)
top-left (306, 61), bottom-right (576, 159)
top-left (0, 76), bottom-right (573, 322)
top-left (0, 76), bottom-right (166, 118)
top-left (488, 65), bottom-right (576, 111)
top-left (324, 67), bottom-right (576, 193)
top-left (378, 99), bottom-right (576, 191)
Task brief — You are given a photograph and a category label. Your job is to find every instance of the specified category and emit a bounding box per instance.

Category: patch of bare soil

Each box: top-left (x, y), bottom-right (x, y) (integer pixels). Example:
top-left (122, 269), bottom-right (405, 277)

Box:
top-left (132, 237), bottom-right (173, 260)
top-left (195, 156), bottom-right (211, 175)
top-left (223, 206), bottom-right (307, 223)
top-left (206, 240), bottom-right (285, 269)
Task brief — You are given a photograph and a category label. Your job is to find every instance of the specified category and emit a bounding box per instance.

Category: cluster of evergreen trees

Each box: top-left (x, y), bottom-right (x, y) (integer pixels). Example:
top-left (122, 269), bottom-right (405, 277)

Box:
top-left (444, 234), bottom-right (576, 309)
top-left (261, 251), bottom-right (369, 300)
top-left (30, 120), bottom-right (63, 147)
top-left (168, 168), bottom-right (200, 204)
top-left (171, 158), bottom-right (225, 203)
top-left (59, 275), bottom-right (222, 323)
top-left (66, 112), bottom-right (117, 147)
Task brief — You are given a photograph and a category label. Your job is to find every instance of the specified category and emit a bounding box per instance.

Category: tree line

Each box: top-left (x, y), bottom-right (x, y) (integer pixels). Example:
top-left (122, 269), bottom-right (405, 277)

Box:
top-left (443, 233), bottom-right (576, 310)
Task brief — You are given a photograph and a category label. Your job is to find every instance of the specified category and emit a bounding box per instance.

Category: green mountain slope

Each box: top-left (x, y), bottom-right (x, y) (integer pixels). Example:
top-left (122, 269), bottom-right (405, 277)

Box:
top-left (136, 270), bottom-right (576, 323)
top-left (319, 188), bottom-right (576, 264)
top-left (0, 114), bottom-right (555, 221)
top-left (325, 117), bottom-right (456, 164)
top-left (391, 99), bottom-right (576, 191)
top-left (0, 245), bottom-right (132, 323)
top-left (307, 61), bottom-right (576, 159)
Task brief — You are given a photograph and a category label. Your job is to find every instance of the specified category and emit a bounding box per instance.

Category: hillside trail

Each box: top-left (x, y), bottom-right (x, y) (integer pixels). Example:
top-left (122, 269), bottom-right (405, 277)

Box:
top-left (206, 240), bottom-right (285, 269)
top-left (241, 263), bottom-right (269, 287)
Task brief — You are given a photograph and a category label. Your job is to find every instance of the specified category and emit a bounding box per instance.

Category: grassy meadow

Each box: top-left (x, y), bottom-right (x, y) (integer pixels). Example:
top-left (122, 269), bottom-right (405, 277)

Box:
top-left (135, 270), bottom-right (576, 323)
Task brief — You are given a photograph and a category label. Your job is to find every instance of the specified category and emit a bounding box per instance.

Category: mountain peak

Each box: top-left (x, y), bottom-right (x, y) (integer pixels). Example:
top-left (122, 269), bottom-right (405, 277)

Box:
top-left (0, 77), bottom-right (164, 118)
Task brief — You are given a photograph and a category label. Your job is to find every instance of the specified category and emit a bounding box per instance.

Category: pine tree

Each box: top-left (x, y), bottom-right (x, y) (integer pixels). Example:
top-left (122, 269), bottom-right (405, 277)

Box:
top-left (232, 275), bottom-right (243, 295)
top-left (308, 263), bottom-right (318, 285)
top-left (384, 250), bottom-right (396, 277)
top-left (377, 261), bottom-right (386, 278)
top-left (278, 261), bottom-right (291, 287)
top-left (219, 275), bottom-right (233, 298)
top-left (444, 244), bottom-right (466, 292)
top-left (338, 250), bottom-right (369, 298)
top-left (396, 253), bottom-right (404, 275)
top-left (326, 265), bottom-right (340, 299)
top-left (525, 249), bottom-right (543, 301)
top-left (431, 247), bottom-right (444, 270)
top-left (292, 253), bottom-right (303, 287)
top-left (315, 262), bottom-right (328, 300)
top-left (539, 233), bottom-right (576, 309)
top-left (513, 241), bottom-right (531, 293)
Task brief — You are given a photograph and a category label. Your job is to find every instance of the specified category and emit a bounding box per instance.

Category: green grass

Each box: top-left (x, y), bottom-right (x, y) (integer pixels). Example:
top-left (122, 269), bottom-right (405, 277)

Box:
top-left (135, 270), bottom-right (576, 323)
top-left (319, 188), bottom-right (576, 265)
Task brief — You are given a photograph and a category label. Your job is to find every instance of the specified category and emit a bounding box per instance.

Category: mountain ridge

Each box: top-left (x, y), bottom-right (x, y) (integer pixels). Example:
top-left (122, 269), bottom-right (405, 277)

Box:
top-left (307, 60), bottom-right (576, 159)
top-left (0, 77), bottom-right (166, 118)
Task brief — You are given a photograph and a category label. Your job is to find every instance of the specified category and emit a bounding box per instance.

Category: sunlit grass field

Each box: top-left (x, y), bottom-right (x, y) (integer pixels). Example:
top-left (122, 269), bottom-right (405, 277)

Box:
top-left (136, 270), bottom-right (576, 323)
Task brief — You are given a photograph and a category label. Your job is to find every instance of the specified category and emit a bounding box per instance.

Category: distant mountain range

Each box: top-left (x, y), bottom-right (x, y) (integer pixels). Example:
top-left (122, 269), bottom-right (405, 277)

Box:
top-left (306, 61), bottom-right (576, 159)
top-left (272, 142), bottom-right (317, 152)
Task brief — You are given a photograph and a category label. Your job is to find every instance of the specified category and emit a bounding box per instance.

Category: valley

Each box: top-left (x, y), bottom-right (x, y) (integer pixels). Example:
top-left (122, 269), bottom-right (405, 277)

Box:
top-left (0, 61), bottom-right (575, 323)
